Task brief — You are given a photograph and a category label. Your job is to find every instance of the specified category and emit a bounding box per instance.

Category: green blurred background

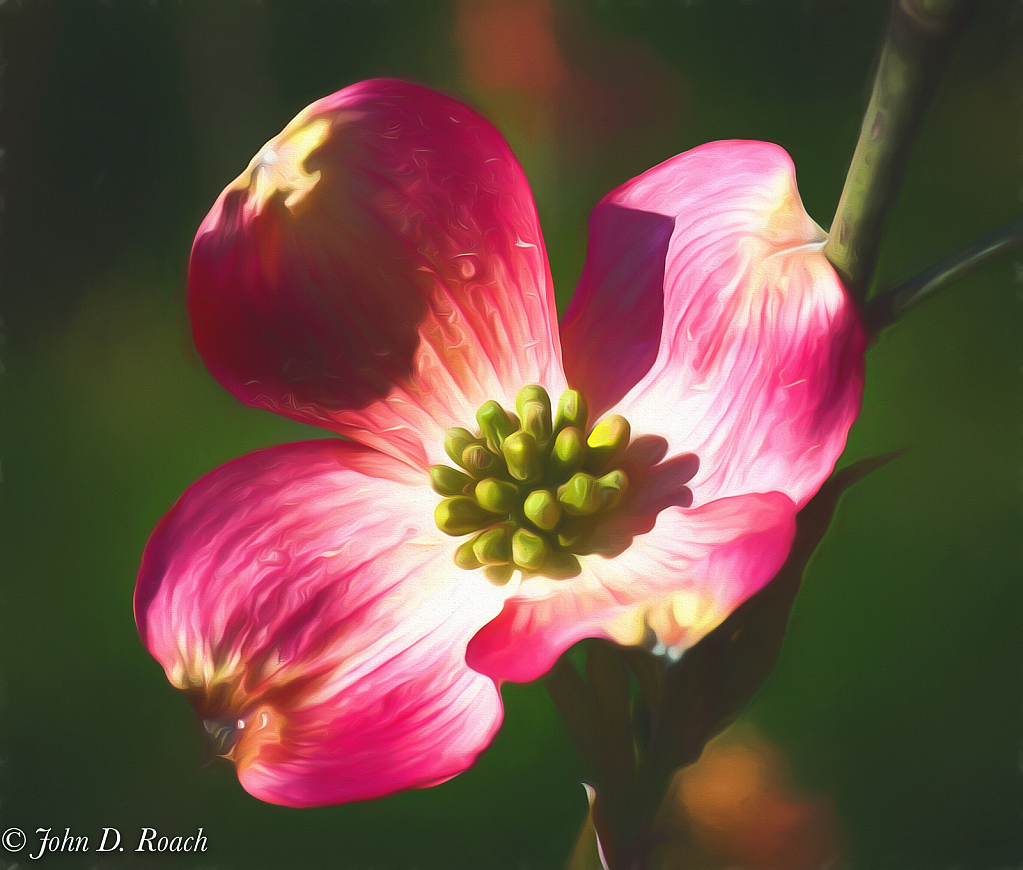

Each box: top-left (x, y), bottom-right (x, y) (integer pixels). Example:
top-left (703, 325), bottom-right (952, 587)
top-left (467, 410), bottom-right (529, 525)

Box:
top-left (2, 1), bottom-right (1022, 867)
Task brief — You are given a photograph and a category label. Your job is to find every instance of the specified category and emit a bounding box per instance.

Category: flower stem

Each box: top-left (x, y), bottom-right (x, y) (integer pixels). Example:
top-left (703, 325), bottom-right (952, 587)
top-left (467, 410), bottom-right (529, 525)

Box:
top-left (866, 217), bottom-right (1023, 331)
top-left (823, 0), bottom-right (974, 302)
top-left (547, 644), bottom-right (670, 870)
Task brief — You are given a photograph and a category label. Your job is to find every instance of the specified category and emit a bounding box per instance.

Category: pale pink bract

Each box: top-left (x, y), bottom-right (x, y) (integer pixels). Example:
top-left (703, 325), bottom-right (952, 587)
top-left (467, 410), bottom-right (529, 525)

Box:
top-left (135, 79), bottom-right (865, 807)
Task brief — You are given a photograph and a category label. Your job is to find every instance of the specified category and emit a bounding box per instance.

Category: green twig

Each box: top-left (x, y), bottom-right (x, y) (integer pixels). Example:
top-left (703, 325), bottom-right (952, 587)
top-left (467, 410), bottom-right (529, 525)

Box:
top-left (824, 0), bottom-right (974, 302)
top-left (866, 217), bottom-right (1023, 331)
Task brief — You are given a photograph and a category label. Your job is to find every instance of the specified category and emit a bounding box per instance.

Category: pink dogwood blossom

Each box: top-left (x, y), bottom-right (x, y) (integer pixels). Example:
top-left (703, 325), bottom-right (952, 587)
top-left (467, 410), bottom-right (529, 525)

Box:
top-left (135, 79), bottom-right (864, 807)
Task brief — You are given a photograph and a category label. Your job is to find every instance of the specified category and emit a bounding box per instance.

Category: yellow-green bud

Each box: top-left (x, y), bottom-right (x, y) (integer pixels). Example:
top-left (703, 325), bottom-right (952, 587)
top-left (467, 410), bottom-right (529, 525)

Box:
top-left (520, 400), bottom-right (552, 446)
top-left (515, 385), bottom-right (552, 425)
top-left (444, 427), bottom-right (480, 468)
top-left (477, 400), bottom-right (516, 451)
top-left (475, 478), bottom-right (519, 514)
top-left (435, 497), bottom-right (491, 536)
top-left (429, 465), bottom-right (473, 496)
top-left (454, 538), bottom-right (484, 570)
top-left (461, 444), bottom-right (496, 476)
top-left (512, 528), bottom-right (550, 571)
top-left (551, 427), bottom-right (585, 475)
top-left (587, 415), bottom-right (630, 465)
top-left (473, 526), bottom-right (512, 565)
top-left (502, 431), bottom-right (541, 482)
top-left (558, 472), bottom-right (602, 516)
top-left (555, 389), bottom-right (588, 432)
top-left (484, 564), bottom-right (515, 586)
top-left (596, 469), bottom-right (629, 511)
top-left (523, 489), bottom-right (560, 531)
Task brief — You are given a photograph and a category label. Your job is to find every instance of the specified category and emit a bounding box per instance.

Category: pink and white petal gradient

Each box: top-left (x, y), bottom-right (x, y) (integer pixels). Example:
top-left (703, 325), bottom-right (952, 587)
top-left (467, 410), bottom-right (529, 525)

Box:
top-left (189, 79), bottom-right (566, 471)
top-left (562, 141), bottom-right (865, 507)
top-left (467, 491), bottom-right (797, 683)
top-left (142, 80), bottom-right (869, 808)
top-left (135, 440), bottom-right (508, 807)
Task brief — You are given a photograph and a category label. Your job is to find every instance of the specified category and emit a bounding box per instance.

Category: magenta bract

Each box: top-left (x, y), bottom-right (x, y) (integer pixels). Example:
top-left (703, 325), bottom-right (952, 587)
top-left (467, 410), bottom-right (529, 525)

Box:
top-left (135, 79), bottom-right (865, 807)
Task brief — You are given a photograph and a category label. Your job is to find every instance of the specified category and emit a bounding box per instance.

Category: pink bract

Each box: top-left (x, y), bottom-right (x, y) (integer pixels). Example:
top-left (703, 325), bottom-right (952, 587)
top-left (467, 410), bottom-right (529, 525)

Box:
top-left (135, 78), bottom-right (865, 807)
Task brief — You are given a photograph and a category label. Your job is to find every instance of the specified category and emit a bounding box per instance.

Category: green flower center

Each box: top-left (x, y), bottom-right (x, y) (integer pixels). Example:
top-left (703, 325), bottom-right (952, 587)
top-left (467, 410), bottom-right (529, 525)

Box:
top-left (430, 385), bottom-right (633, 584)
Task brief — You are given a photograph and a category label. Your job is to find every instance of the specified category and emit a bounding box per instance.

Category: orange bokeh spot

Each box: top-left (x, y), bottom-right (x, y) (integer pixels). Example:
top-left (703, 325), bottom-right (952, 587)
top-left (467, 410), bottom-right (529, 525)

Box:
top-left (661, 729), bottom-right (840, 870)
top-left (455, 0), bottom-right (567, 100)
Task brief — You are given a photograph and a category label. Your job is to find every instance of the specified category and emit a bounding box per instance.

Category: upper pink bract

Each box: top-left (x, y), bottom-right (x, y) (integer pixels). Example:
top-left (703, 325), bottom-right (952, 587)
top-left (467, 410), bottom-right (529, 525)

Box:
top-left (136, 79), bottom-right (865, 807)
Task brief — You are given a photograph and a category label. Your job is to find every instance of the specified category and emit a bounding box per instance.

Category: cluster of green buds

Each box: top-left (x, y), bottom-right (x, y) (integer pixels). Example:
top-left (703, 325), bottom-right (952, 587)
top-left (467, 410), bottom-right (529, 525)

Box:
top-left (431, 385), bottom-right (632, 584)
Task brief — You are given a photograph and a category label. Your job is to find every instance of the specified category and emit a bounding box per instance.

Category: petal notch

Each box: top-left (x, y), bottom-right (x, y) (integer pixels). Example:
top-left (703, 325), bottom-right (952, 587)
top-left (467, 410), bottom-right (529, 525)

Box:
top-left (190, 79), bottom-right (565, 470)
top-left (563, 141), bottom-right (865, 507)
top-left (135, 440), bottom-right (506, 806)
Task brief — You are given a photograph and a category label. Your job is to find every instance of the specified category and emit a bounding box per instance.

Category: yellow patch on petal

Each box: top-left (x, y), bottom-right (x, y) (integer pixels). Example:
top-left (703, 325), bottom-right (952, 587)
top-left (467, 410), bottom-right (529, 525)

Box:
top-left (240, 116), bottom-right (332, 219)
top-left (670, 590), bottom-right (723, 636)
top-left (169, 635), bottom-right (244, 693)
top-left (629, 589), bottom-right (727, 660)
top-left (759, 169), bottom-right (822, 249)
top-left (602, 608), bottom-right (649, 648)
top-left (717, 167), bottom-right (832, 329)
top-left (736, 220), bottom-right (833, 328)
top-left (168, 640), bottom-right (299, 779)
